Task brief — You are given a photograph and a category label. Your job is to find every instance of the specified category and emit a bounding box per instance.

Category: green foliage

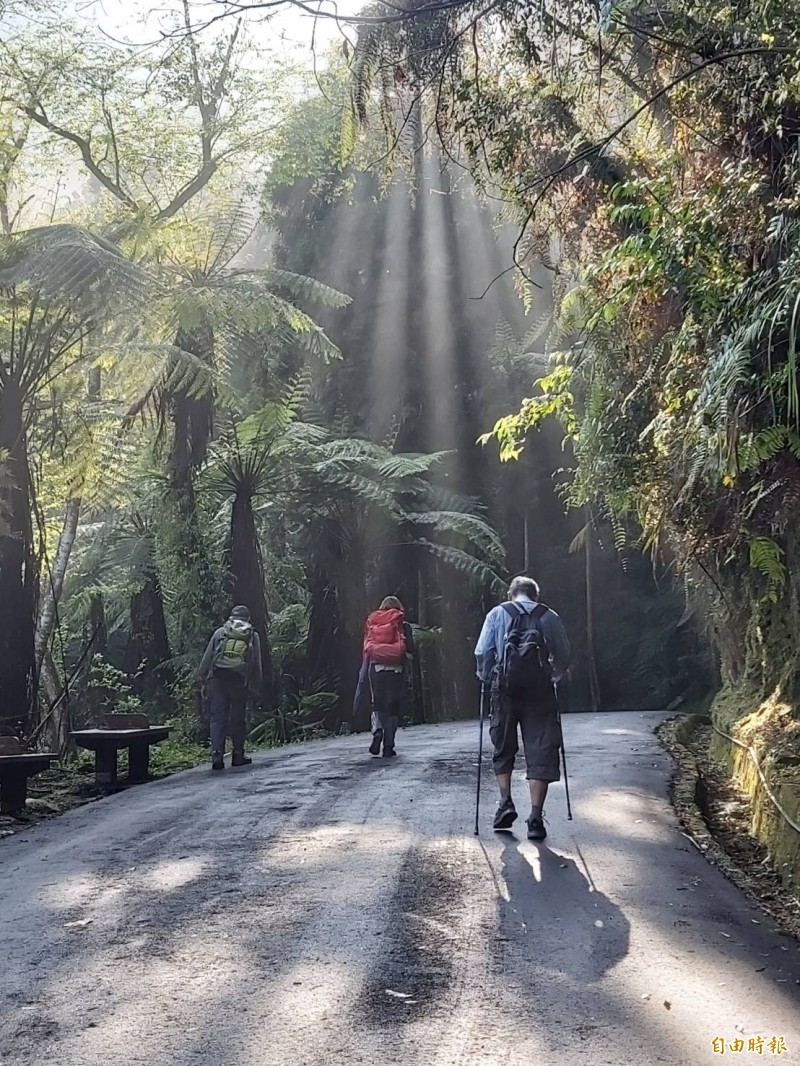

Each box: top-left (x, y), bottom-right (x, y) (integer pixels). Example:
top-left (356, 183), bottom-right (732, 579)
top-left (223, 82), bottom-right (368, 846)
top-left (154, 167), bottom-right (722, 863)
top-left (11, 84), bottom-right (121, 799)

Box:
top-left (748, 537), bottom-right (786, 601)
top-left (87, 655), bottom-right (143, 716)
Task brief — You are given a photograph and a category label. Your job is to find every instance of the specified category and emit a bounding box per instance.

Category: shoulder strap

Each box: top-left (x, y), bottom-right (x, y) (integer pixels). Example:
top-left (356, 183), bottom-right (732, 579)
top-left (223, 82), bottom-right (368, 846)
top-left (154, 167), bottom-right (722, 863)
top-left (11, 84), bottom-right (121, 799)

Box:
top-left (502, 602), bottom-right (546, 620)
top-left (501, 602), bottom-right (530, 620)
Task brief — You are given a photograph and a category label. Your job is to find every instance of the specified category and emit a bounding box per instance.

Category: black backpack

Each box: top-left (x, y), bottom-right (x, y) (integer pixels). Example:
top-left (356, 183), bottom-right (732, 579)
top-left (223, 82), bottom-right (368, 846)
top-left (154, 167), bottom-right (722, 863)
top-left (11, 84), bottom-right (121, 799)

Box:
top-left (497, 602), bottom-right (553, 698)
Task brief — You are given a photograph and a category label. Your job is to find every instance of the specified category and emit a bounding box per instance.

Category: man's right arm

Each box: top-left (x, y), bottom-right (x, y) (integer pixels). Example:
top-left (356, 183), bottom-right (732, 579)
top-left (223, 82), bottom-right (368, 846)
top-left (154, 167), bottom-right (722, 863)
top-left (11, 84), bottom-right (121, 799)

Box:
top-left (198, 632), bottom-right (217, 681)
top-left (474, 608), bottom-right (499, 683)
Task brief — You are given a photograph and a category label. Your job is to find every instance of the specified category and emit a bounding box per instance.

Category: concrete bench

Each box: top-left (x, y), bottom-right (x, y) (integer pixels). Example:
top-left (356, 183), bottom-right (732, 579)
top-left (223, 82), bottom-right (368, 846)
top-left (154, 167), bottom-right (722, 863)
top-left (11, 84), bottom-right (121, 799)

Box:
top-left (70, 713), bottom-right (171, 787)
top-left (0, 737), bottom-right (57, 814)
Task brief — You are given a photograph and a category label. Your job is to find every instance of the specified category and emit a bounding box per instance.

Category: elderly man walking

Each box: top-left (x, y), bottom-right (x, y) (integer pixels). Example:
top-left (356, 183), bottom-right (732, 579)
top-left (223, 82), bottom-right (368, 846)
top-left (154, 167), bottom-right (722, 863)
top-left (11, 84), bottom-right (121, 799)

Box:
top-left (474, 575), bottom-right (570, 840)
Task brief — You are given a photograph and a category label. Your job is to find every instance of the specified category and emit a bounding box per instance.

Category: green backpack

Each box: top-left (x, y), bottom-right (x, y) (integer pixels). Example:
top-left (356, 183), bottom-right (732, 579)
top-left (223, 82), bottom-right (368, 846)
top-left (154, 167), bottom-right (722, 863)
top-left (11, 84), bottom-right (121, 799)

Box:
top-left (216, 621), bottom-right (253, 671)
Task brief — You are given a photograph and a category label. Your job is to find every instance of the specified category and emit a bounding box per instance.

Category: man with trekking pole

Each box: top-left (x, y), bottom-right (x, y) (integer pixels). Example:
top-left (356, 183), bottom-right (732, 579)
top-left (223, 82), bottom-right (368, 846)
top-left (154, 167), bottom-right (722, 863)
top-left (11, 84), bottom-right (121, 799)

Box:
top-left (474, 575), bottom-right (571, 840)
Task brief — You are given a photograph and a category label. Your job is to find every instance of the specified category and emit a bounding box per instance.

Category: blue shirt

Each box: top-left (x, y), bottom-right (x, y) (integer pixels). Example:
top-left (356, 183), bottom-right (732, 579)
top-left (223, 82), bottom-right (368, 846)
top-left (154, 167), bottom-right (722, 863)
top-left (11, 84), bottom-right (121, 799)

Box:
top-left (474, 596), bottom-right (570, 684)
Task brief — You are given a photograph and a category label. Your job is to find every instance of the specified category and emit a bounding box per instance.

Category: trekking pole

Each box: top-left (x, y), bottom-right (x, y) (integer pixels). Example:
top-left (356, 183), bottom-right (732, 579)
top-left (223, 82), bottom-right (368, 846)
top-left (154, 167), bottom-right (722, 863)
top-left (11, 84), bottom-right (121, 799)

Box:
top-left (556, 678), bottom-right (573, 821)
top-left (560, 725), bottom-right (573, 821)
top-left (474, 682), bottom-right (487, 836)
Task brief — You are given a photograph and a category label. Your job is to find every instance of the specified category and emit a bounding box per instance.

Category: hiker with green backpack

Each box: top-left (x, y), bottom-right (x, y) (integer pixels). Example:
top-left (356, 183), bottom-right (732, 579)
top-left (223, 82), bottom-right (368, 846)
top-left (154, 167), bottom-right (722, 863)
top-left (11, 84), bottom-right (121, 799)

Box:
top-left (199, 605), bottom-right (263, 771)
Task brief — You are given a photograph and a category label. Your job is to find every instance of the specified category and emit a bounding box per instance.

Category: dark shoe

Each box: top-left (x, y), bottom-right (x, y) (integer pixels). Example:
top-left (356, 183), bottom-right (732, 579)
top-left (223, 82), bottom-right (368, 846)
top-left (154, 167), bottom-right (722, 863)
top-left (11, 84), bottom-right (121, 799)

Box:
top-left (369, 730), bottom-right (383, 756)
top-left (211, 752), bottom-right (225, 772)
top-left (231, 752), bottom-right (252, 767)
top-left (526, 814), bottom-right (547, 841)
top-left (493, 797), bottom-right (517, 831)
top-left (382, 747), bottom-right (396, 758)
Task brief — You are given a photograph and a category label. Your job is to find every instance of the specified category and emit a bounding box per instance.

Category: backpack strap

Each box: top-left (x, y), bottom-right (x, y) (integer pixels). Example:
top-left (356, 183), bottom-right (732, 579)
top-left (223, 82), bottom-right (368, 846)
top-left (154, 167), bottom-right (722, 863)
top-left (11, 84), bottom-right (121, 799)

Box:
top-left (501, 602), bottom-right (548, 621)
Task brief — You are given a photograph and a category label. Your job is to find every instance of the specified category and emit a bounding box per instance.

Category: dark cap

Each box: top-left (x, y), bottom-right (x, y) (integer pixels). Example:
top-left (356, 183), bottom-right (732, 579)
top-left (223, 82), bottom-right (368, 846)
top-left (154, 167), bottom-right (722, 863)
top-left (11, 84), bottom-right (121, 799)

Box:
top-left (230, 605), bottom-right (251, 621)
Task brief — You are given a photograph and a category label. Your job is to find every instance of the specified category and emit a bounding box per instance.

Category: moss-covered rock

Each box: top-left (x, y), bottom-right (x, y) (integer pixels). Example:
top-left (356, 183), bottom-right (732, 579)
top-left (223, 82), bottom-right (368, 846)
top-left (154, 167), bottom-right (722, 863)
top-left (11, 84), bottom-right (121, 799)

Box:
top-left (709, 683), bottom-right (800, 895)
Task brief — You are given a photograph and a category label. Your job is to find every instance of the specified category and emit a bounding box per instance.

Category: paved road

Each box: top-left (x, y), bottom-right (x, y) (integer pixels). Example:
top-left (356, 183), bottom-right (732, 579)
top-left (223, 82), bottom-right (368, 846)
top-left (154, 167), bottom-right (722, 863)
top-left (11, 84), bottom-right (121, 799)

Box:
top-left (2, 712), bottom-right (799, 1066)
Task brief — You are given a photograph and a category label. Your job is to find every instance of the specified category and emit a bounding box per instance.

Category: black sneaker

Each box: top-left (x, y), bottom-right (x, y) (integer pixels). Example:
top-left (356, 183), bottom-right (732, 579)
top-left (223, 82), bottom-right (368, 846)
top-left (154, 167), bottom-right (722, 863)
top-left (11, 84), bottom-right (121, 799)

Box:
top-left (211, 752), bottom-right (225, 772)
top-left (382, 747), bottom-right (396, 758)
top-left (369, 730), bottom-right (383, 756)
top-left (526, 814), bottom-right (547, 841)
top-left (231, 752), bottom-right (252, 767)
top-left (493, 797), bottom-right (517, 831)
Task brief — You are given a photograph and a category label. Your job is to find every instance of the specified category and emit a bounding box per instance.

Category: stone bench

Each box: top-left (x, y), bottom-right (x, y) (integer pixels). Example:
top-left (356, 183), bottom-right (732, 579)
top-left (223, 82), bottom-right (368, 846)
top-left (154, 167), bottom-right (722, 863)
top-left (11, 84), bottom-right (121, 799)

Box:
top-left (70, 713), bottom-right (171, 788)
top-left (0, 737), bottom-right (58, 814)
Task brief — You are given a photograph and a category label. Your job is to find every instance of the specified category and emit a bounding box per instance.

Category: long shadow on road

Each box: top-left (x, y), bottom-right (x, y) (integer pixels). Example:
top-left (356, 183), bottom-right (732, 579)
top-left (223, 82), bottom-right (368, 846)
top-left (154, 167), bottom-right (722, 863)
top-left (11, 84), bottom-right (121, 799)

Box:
top-left (497, 836), bottom-right (630, 984)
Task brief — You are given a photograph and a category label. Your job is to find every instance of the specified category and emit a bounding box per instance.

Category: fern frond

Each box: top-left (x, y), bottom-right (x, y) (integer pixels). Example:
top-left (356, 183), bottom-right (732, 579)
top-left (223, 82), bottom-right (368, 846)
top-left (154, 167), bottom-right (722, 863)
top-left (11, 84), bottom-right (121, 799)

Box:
top-left (418, 538), bottom-right (505, 593)
top-left (0, 224), bottom-right (149, 310)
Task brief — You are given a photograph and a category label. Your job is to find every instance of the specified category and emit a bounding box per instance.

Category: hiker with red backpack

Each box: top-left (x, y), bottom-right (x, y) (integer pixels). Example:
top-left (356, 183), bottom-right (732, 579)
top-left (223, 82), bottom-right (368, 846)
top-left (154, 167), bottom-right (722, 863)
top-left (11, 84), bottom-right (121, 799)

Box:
top-left (358, 596), bottom-right (415, 758)
top-left (474, 575), bottom-right (570, 840)
top-left (199, 605), bottom-right (263, 771)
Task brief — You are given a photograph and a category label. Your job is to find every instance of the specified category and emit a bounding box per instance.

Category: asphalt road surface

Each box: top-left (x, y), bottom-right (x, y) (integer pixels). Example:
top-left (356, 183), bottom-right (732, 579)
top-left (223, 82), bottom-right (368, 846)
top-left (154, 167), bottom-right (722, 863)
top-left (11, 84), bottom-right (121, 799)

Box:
top-left (2, 712), bottom-right (800, 1066)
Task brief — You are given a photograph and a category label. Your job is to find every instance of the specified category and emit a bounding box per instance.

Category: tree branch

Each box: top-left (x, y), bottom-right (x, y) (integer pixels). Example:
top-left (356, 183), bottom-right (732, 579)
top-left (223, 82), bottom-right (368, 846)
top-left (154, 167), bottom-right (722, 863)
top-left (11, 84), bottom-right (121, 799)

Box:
top-left (13, 101), bottom-right (139, 213)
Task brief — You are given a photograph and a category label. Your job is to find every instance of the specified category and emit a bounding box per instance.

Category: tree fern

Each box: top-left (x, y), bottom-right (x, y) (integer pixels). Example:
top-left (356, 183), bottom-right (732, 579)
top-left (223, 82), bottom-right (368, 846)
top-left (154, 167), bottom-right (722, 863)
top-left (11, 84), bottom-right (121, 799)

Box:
top-left (417, 539), bottom-right (505, 594)
top-left (0, 224), bottom-right (150, 311)
top-left (405, 510), bottom-right (505, 562)
top-left (748, 535), bottom-right (786, 597)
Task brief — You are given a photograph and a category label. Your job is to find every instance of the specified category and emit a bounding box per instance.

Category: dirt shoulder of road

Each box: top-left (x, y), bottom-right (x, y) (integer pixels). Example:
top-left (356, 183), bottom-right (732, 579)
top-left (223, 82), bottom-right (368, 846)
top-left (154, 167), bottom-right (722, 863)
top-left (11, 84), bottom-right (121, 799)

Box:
top-left (0, 740), bottom-right (207, 838)
top-left (658, 716), bottom-right (800, 942)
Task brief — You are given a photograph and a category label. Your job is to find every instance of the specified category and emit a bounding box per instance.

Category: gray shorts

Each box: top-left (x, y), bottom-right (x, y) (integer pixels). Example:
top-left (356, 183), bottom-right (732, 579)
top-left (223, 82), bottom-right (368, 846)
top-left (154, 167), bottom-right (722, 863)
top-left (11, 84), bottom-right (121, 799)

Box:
top-left (489, 687), bottom-right (561, 781)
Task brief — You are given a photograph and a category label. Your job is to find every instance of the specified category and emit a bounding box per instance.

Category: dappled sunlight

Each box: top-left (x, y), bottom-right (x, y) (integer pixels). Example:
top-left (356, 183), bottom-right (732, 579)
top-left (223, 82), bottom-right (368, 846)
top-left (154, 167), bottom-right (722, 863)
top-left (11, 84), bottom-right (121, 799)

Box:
top-left (41, 871), bottom-right (106, 911)
top-left (141, 856), bottom-right (208, 893)
top-left (45, 941), bottom-right (244, 1064)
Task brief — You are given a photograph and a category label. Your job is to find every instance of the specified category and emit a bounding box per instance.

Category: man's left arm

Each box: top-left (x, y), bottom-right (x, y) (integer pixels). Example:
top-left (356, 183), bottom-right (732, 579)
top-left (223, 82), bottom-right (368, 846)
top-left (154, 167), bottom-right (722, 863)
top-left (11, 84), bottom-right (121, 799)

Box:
top-left (543, 611), bottom-right (571, 680)
top-left (250, 632), bottom-right (263, 694)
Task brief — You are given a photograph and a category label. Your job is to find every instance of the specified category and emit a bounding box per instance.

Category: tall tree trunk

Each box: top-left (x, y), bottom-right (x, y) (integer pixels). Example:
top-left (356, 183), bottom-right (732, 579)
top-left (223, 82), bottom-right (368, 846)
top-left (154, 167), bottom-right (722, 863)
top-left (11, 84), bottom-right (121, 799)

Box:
top-left (160, 326), bottom-right (219, 657)
top-left (85, 594), bottom-right (108, 725)
top-left (126, 574), bottom-right (173, 711)
top-left (229, 489), bottom-right (274, 710)
top-left (41, 650), bottom-right (72, 755)
top-left (34, 497), bottom-right (81, 673)
top-left (0, 381), bottom-right (37, 739)
top-left (586, 513), bottom-right (602, 711)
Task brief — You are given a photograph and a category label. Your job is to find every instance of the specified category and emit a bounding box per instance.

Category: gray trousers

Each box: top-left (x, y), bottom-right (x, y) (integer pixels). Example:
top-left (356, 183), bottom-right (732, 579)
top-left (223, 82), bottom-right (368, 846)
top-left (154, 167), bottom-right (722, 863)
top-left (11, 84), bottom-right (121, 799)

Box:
top-left (370, 667), bottom-right (403, 752)
top-left (208, 673), bottom-right (247, 755)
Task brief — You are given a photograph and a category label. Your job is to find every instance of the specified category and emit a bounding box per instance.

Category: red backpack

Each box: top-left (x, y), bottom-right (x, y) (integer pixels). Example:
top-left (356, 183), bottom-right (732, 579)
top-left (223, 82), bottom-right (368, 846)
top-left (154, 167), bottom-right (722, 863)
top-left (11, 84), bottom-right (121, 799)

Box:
top-left (364, 608), bottom-right (407, 666)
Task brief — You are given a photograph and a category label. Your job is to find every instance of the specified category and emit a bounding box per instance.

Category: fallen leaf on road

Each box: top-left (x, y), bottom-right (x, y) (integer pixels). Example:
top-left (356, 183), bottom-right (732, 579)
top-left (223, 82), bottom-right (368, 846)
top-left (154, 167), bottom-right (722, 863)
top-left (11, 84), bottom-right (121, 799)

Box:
top-left (663, 1001), bottom-right (671, 1011)
top-left (64, 918), bottom-right (93, 929)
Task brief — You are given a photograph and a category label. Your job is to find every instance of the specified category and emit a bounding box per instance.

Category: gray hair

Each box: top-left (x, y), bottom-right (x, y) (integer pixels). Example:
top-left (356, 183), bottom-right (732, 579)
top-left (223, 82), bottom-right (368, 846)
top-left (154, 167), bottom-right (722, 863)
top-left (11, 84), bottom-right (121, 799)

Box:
top-left (508, 575), bottom-right (540, 601)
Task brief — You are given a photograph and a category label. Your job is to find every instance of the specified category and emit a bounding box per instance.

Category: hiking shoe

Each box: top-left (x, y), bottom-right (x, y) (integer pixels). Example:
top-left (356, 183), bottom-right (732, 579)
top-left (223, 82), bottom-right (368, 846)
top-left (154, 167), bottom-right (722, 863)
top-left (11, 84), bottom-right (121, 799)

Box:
top-left (211, 752), bottom-right (225, 772)
top-left (493, 797), bottom-right (518, 831)
top-left (231, 752), bottom-right (252, 767)
top-left (526, 814), bottom-right (547, 841)
top-left (369, 730), bottom-right (383, 756)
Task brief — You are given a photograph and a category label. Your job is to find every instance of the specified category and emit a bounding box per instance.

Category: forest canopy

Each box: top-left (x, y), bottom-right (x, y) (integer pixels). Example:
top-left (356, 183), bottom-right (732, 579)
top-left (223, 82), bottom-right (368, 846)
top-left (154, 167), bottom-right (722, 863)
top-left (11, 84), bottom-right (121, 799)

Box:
top-left (12, 0), bottom-right (793, 766)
